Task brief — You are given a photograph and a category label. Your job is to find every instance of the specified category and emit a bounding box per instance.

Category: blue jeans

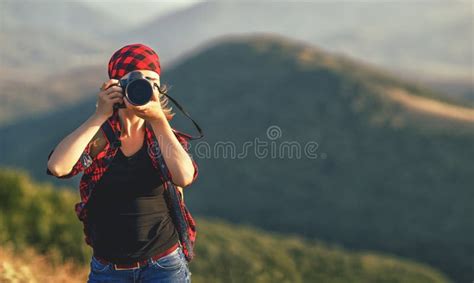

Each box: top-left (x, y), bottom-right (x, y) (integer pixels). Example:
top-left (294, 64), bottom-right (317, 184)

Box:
top-left (87, 246), bottom-right (192, 283)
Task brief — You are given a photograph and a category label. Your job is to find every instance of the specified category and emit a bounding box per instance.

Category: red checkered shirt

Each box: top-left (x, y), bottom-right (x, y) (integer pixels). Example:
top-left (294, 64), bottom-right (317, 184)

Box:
top-left (46, 110), bottom-right (198, 262)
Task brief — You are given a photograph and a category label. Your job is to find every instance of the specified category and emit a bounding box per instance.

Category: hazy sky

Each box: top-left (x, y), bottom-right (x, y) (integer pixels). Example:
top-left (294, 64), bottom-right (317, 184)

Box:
top-left (80, 0), bottom-right (203, 26)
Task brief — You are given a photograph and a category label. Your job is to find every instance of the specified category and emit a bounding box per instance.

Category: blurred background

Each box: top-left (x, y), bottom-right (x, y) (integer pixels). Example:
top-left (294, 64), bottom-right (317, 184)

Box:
top-left (0, 0), bottom-right (472, 282)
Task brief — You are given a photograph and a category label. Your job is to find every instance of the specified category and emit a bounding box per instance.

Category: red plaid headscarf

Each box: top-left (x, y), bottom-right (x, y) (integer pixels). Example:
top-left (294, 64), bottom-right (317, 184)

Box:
top-left (108, 43), bottom-right (161, 79)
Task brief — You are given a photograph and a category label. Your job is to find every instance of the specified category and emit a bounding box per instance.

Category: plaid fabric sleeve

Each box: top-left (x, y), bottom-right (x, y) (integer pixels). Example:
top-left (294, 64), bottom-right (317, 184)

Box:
top-left (173, 129), bottom-right (198, 185)
top-left (46, 142), bottom-right (93, 179)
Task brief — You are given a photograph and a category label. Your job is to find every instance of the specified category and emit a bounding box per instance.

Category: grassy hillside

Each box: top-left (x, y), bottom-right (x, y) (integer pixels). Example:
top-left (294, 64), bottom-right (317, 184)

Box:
top-left (0, 35), bottom-right (472, 281)
top-left (0, 167), bottom-right (450, 282)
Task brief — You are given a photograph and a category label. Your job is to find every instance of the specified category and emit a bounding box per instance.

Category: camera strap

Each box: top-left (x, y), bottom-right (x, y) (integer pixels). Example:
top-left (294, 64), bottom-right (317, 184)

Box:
top-left (162, 91), bottom-right (204, 140)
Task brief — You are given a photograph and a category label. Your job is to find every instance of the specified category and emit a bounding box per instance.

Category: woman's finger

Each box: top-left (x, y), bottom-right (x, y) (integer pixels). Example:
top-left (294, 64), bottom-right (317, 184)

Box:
top-left (110, 97), bottom-right (124, 103)
top-left (104, 86), bottom-right (122, 93)
top-left (107, 92), bottom-right (124, 99)
top-left (104, 86), bottom-right (123, 95)
top-left (100, 79), bottom-right (119, 91)
top-left (104, 79), bottom-right (119, 90)
top-left (111, 96), bottom-right (123, 101)
top-left (134, 104), bottom-right (147, 111)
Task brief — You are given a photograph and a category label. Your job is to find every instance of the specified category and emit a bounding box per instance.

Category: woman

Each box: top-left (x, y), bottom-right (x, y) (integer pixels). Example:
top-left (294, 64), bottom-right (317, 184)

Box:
top-left (46, 43), bottom-right (197, 282)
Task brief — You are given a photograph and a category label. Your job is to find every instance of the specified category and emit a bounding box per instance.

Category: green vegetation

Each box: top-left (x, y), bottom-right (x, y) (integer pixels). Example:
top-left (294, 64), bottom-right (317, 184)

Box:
top-left (0, 167), bottom-right (450, 282)
top-left (0, 167), bottom-right (90, 264)
top-left (0, 35), bottom-right (472, 281)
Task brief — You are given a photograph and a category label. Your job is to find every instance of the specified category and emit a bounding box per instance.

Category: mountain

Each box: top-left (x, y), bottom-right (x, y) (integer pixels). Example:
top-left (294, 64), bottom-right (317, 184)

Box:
top-left (1, 1), bottom-right (471, 125)
top-left (79, 0), bottom-right (198, 28)
top-left (0, 0), bottom-right (122, 80)
top-left (0, 66), bottom-right (106, 126)
top-left (0, 0), bottom-right (123, 35)
top-left (401, 75), bottom-right (474, 107)
top-left (0, 168), bottom-right (451, 282)
top-left (118, 1), bottom-right (472, 83)
top-left (1, 34), bottom-right (473, 282)
top-left (1, 0), bottom-right (471, 81)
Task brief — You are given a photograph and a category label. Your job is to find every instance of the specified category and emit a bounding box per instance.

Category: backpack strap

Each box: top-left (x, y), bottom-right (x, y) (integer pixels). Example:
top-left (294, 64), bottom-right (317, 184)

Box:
top-left (145, 121), bottom-right (171, 181)
top-left (144, 122), bottom-right (195, 261)
top-left (100, 119), bottom-right (122, 149)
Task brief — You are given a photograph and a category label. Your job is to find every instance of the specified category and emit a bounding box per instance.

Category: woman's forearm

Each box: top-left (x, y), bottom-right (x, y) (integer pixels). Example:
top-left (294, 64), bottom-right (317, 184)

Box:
top-left (149, 118), bottom-right (195, 187)
top-left (47, 113), bottom-right (107, 177)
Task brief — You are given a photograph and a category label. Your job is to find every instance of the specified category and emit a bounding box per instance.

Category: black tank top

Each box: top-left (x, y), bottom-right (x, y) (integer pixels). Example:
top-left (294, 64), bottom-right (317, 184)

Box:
top-left (86, 135), bottom-right (179, 264)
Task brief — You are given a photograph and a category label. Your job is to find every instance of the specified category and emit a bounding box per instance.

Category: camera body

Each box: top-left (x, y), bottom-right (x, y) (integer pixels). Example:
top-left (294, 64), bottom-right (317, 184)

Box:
top-left (114, 71), bottom-right (154, 109)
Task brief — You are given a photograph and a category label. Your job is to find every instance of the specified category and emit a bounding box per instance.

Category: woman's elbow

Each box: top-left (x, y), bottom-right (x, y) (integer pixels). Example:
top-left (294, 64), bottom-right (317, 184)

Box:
top-left (171, 167), bottom-right (195, 187)
top-left (47, 161), bottom-right (70, 177)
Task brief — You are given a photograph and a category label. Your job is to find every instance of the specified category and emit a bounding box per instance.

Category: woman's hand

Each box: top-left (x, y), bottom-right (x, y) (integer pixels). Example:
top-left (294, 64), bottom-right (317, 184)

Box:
top-left (123, 85), bottom-right (166, 122)
top-left (94, 79), bottom-right (124, 120)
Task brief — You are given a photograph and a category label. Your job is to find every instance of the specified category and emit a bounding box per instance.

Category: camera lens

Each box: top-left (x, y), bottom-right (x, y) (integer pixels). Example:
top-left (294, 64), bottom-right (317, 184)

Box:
top-left (126, 79), bottom-right (153, 106)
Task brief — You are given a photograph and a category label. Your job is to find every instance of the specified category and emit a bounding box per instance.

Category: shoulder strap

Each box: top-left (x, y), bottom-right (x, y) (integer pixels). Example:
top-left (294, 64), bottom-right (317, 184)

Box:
top-left (100, 119), bottom-right (122, 149)
top-left (145, 121), bottom-right (171, 180)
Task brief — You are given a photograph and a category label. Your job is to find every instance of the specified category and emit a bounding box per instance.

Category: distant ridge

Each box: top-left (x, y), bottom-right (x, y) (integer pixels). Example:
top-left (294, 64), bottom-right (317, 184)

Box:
top-left (384, 87), bottom-right (474, 123)
top-left (120, 1), bottom-right (472, 81)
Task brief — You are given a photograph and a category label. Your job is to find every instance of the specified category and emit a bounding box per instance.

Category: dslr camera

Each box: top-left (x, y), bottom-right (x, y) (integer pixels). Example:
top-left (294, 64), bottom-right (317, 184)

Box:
top-left (114, 71), bottom-right (157, 109)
